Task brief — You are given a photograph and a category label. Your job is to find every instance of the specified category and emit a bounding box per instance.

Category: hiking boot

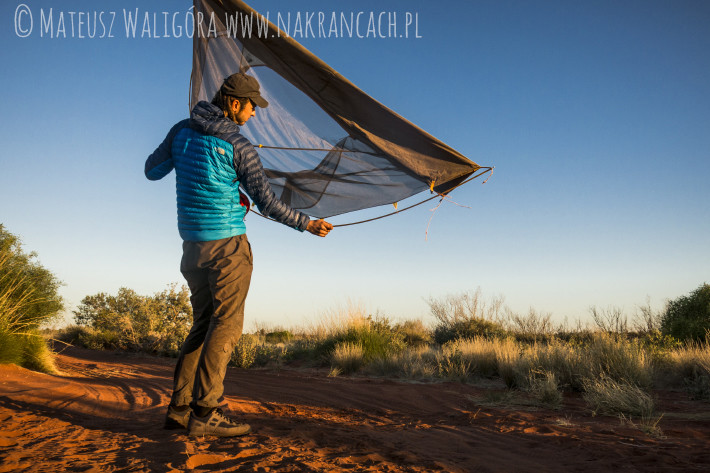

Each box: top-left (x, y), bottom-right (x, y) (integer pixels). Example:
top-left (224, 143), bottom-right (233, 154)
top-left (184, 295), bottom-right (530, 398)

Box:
top-left (164, 405), bottom-right (191, 430)
top-left (188, 408), bottom-right (251, 437)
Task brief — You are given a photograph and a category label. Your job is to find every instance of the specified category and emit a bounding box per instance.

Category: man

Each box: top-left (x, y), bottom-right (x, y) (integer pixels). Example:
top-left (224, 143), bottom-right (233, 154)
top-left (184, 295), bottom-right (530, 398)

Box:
top-left (145, 72), bottom-right (332, 437)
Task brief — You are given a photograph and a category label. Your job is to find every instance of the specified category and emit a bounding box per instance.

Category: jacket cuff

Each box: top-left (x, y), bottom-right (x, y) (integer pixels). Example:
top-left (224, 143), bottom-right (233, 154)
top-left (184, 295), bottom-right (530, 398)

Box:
top-left (296, 214), bottom-right (310, 232)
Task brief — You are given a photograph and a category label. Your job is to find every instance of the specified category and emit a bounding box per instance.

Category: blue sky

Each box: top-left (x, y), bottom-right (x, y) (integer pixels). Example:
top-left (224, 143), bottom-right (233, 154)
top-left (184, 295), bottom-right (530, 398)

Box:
top-left (1, 0), bottom-right (708, 329)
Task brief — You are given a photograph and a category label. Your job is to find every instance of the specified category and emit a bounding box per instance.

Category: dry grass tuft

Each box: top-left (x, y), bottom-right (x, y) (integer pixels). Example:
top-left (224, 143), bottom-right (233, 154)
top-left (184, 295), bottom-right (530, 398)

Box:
top-left (440, 337), bottom-right (520, 380)
top-left (331, 342), bottom-right (364, 374)
top-left (582, 333), bottom-right (653, 388)
top-left (366, 346), bottom-right (437, 379)
top-left (582, 374), bottom-right (655, 417)
top-left (528, 370), bottom-right (562, 407)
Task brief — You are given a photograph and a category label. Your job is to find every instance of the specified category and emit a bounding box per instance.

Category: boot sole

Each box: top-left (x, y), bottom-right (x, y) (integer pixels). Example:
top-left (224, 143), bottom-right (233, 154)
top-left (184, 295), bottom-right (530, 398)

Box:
top-left (188, 425), bottom-right (252, 437)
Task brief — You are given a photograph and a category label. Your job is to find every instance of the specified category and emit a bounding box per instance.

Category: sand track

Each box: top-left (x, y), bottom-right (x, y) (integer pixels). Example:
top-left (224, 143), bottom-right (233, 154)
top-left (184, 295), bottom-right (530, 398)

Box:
top-left (0, 347), bottom-right (708, 472)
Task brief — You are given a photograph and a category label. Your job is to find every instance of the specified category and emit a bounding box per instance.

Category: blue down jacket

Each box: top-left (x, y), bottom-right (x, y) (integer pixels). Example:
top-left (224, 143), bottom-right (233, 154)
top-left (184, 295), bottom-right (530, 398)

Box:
top-left (145, 101), bottom-right (309, 241)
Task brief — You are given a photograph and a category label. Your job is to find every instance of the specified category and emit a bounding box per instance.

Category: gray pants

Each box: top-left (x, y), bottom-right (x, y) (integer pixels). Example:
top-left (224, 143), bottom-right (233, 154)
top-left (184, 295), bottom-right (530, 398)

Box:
top-left (170, 234), bottom-right (253, 409)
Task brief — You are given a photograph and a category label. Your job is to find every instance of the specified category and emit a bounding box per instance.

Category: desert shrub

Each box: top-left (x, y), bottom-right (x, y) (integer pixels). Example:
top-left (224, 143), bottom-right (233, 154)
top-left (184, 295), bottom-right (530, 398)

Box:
top-left (428, 289), bottom-right (507, 344)
top-left (0, 225), bottom-right (63, 372)
top-left (364, 351), bottom-right (401, 376)
top-left (524, 340), bottom-right (583, 390)
top-left (314, 314), bottom-right (405, 363)
top-left (0, 330), bottom-right (56, 373)
top-left (18, 331), bottom-right (57, 373)
top-left (589, 306), bottom-right (628, 333)
top-left (55, 324), bottom-right (88, 345)
top-left (73, 284), bottom-right (191, 355)
top-left (228, 333), bottom-right (290, 369)
top-left (505, 308), bottom-right (554, 343)
top-left (264, 330), bottom-right (293, 343)
top-left (281, 337), bottom-right (321, 362)
top-left (684, 370), bottom-right (710, 401)
top-left (56, 324), bottom-right (127, 351)
top-left (231, 334), bottom-right (259, 368)
top-left (436, 337), bottom-right (518, 381)
top-left (665, 342), bottom-right (710, 379)
top-left (501, 334), bottom-right (651, 392)
top-left (661, 283), bottom-right (710, 341)
top-left (254, 343), bottom-right (289, 367)
top-left (582, 375), bottom-right (655, 417)
top-left (394, 319), bottom-right (432, 346)
top-left (398, 346), bottom-right (438, 378)
top-left (0, 224), bottom-right (64, 330)
top-left (434, 317), bottom-right (507, 345)
top-left (0, 331), bottom-right (23, 365)
top-left (579, 333), bottom-right (653, 389)
top-left (444, 337), bottom-right (506, 377)
top-left (497, 341), bottom-right (526, 388)
top-left (366, 346), bottom-right (438, 378)
top-left (633, 297), bottom-right (665, 333)
top-left (638, 330), bottom-right (682, 368)
top-left (528, 370), bottom-right (562, 407)
top-left (436, 350), bottom-right (471, 381)
top-left (80, 328), bottom-right (122, 351)
top-left (331, 342), bottom-right (365, 374)
top-left (662, 342), bottom-right (710, 400)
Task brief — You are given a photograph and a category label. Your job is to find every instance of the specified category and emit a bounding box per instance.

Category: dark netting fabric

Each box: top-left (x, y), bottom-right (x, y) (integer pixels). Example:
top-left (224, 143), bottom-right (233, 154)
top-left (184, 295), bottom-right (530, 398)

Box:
top-left (191, 0), bottom-right (481, 219)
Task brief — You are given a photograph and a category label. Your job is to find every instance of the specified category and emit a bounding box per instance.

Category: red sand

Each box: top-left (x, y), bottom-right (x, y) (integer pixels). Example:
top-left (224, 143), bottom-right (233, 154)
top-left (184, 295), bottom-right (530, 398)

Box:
top-left (1, 346), bottom-right (709, 472)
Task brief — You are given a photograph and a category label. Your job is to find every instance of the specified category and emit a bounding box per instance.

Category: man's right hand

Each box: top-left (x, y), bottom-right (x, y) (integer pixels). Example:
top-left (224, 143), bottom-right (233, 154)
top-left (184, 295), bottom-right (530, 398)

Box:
top-left (306, 219), bottom-right (333, 237)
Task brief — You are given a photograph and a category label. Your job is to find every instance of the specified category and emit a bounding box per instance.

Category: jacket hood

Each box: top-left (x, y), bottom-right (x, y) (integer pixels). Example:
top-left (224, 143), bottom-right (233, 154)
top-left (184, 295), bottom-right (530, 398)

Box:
top-left (189, 101), bottom-right (240, 136)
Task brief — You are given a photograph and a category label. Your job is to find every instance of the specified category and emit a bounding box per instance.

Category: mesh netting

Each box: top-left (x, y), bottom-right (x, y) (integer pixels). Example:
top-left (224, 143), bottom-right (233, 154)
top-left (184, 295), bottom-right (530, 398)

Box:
top-left (191, 0), bottom-right (481, 219)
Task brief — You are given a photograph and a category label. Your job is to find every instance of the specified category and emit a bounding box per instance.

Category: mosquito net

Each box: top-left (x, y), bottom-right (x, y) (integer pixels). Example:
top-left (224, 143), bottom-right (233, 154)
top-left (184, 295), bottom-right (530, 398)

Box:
top-left (190, 0), bottom-right (481, 218)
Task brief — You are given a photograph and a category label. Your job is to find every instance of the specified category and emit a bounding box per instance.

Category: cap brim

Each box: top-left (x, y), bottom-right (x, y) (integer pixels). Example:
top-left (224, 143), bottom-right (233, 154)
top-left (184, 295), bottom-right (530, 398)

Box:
top-left (252, 95), bottom-right (269, 108)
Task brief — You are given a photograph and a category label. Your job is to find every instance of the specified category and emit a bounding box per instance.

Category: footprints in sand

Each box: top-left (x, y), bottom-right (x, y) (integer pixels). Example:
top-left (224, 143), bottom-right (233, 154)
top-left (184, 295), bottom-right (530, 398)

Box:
top-left (2, 347), bottom-right (710, 472)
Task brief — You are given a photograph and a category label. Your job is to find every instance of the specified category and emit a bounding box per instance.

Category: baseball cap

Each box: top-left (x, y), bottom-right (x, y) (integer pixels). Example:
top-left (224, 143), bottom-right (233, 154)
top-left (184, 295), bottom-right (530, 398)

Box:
top-left (219, 73), bottom-right (269, 108)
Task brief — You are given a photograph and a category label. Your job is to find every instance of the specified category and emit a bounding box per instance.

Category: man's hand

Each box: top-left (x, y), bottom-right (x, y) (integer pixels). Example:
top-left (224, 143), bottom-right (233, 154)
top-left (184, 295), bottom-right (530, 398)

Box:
top-left (306, 219), bottom-right (333, 237)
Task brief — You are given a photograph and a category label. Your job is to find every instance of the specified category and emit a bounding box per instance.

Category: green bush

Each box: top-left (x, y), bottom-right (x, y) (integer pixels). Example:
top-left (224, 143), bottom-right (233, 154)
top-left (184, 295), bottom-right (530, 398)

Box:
top-left (264, 330), bottom-right (293, 343)
top-left (661, 283), bottom-right (710, 341)
top-left (231, 334), bottom-right (259, 368)
top-left (19, 331), bottom-right (57, 372)
top-left (0, 225), bottom-right (63, 372)
top-left (73, 284), bottom-right (192, 355)
top-left (0, 224), bottom-right (64, 330)
top-left (0, 331), bottom-right (56, 373)
top-left (0, 331), bottom-right (23, 365)
top-left (638, 330), bottom-right (682, 367)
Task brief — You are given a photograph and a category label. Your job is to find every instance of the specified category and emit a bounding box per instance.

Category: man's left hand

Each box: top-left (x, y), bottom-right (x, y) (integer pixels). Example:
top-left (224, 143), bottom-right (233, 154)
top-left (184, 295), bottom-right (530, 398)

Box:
top-left (306, 219), bottom-right (333, 237)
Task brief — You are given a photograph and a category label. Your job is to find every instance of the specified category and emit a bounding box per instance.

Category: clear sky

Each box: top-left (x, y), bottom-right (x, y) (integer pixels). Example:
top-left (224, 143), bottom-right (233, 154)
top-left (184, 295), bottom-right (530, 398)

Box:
top-left (1, 0), bottom-right (708, 330)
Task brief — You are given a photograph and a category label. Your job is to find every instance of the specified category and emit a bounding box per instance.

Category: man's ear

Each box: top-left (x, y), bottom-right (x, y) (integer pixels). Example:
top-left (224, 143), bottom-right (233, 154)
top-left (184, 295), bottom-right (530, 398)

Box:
top-left (230, 98), bottom-right (241, 114)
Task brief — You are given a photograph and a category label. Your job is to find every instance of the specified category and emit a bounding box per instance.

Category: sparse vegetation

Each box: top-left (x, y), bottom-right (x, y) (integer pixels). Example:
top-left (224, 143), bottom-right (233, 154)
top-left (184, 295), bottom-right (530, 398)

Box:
top-left (590, 305), bottom-right (628, 333)
top-left (44, 282), bottom-right (710, 433)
